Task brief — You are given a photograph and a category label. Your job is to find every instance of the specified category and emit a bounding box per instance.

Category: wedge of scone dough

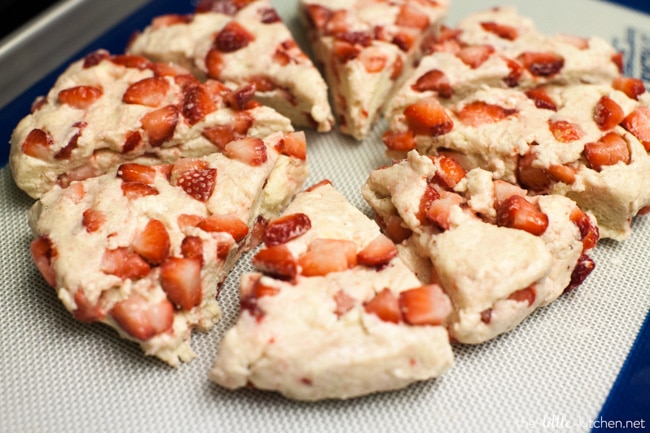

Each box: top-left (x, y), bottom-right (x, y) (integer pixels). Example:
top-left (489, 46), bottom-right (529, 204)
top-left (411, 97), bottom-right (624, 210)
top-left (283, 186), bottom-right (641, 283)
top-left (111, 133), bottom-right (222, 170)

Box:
top-left (127, 0), bottom-right (334, 132)
top-left (27, 132), bottom-right (307, 366)
top-left (362, 151), bottom-right (598, 344)
top-left (299, 0), bottom-right (449, 140)
top-left (10, 49), bottom-right (297, 200)
top-left (384, 6), bottom-right (622, 119)
top-left (209, 181), bottom-right (453, 400)
top-left (383, 82), bottom-right (650, 240)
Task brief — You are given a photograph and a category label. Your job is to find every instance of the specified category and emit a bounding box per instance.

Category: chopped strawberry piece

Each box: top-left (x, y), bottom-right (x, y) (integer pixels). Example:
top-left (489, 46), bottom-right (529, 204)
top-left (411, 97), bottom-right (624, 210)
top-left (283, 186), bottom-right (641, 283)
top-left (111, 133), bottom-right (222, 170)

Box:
top-left (612, 76), bottom-right (646, 100)
top-left (611, 52), bottom-right (624, 74)
top-left (234, 111), bottom-right (254, 135)
top-left (224, 84), bottom-right (256, 111)
top-left (325, 11), bottom-right (353, 37)
top-left (507, 285), bottom-right (536, 307)
top-left (247, 215), bottom-right (269, 250)
top-left (117, 163), bottom-right (157, 185)
top-left (122, 77), bottom-right (170, 107)
top-left (333, 290), bottom-right (356, 317)
top-left (174, 167), bottom-right (217, 202)
top-left (298, 238), bottom-right (357, 276)
top-left (621, 106), bottom-right (650, 151)
top-left (260, 7), bottom-right (281, 24)
top-left (202, 124), bottom-right (236, 150)
top-left (364, 288), bottom-right (402, 323)
top-left (493, 179), bottom-right (528, 207)
top-left (503, 56), bottom-right (524, 87)
top-left (121, 130), bottom-right (142, 154)
top-left (120, 182), bottom-right (160, 199)
top-left (54, 122), bottom-right (84, 159)
top-left (391, 55), bottom-right (404, 80)
top-left (548, 119), bottom-right (586, 143)
top-left (198, 214), bottom-right (249, 243)
top-left (140, 104), bottom-right (178, 146)
top-left (132, 219), bottom-right (171, 265)
top-left (395, 3), bottom-right (429, 29)
top-left (30, 236), bottom-right (57, 287)
top-left (583, 132), bottom-right (630, 171)
top-left (222, 137), bottom-right (267, 166)
top-left (525, 88), bottom-right (557, 111)
top-left (547, 164), bottom-right (577, 185)
top-left (456, 45), bottom-right (495, 69)
top-left (181, 235), bottom-right (204, 264)
top-left (417, 184), bottom-right (441, 224)
top-left (252, 244), bottom-right (298, 279)
top-left (382, 129), bottom-right (416, 152)
top-left (83, 50), bottom-right (110, 68)
top-left (82, 209), bottom-right (106, 233)
top-left (399, 284), bottom-right (451, 326)
top-left (305, 4), bottom-right (332, 31)
top-left (497, 195), bottom-right (548, 236)
top-left (391, 31), bottom-right (416, 52)
top-left (456, 101), bottom-right (517, 127)
top-left (570, 207), bottom-right (600, 251)
top-left (516, 151), bottom-right (551, 192)
top-left (160, 257), bottom-right (202, 310)
top-left (205, 48), bottom-right (224, 79)
top-left (214, 21), bottom-right (255, 52)
top-left (425, 192), bottom-right (463, 230)
top-left (332, 40), bottom-right (360, 63)
top-left (517, 51), bottom-right (564, 77)
top-left (22, 128), bottom-right (53, 160)
top-left (182, 84), bottom-right (217, 125)
top-left (376, 213), bottom-right (412, 244)
top-left (72, 288), bottom-right (105, 323)
top-left (357, 234), bottom-right (397, 268)
top-left (403, 98), bottom-right (454, 136)
top-left (177, 213), bottom-right (203, 229)
top-left (411, 69), bottom-right (452, 98)
top-left (432, 154), bottom-right (467, 189)
top-left (304, 179), bottom-right (332, 193)
top-left (100, 247), bottom-right (151, 280)
top-left (276, 131), bottom-right (307, 160)
top-left (594, 95), bottom-right (625, 131)
top-left (110, 295), bottom-right (174, 341)
top-left (58, 85), bottom-right (103, 109)
top-left (480, 21), bottom-right (518, 40)
top-left (359, 47), bottom-right (387, 73)
top-left (110, 54), bottom-right (153, 70)
top-left (566, 254), bottom-right (595, 291)
top-left (263, 213), bottom-right (312, 247)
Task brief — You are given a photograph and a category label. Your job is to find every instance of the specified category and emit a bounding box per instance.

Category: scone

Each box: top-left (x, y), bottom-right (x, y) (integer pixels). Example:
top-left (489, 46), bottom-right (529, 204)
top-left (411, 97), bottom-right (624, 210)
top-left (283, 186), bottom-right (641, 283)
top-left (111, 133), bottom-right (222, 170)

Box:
top-left (127, 0), bottom-right (334, 132)
top-left (384, 6), bottom-right (623, 119)
top-left (10, 49), bottom-right (294, 200)
top-left (300, 0), bottom-right (449, 140)
top-left (362, 151), bottom-right (598, 344)
top-left (383, 82), bottom-right (650, 240)
top-left (28, 131), bottom-right (306, 366)
top-left (209, 181), bottom-right (454, 400)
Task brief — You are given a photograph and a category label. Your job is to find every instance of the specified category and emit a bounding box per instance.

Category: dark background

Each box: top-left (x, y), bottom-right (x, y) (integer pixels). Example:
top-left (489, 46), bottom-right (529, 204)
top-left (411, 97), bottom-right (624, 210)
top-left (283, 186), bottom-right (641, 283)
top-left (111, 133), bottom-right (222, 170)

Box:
top-left (0, 0), bottom-right (61, 40)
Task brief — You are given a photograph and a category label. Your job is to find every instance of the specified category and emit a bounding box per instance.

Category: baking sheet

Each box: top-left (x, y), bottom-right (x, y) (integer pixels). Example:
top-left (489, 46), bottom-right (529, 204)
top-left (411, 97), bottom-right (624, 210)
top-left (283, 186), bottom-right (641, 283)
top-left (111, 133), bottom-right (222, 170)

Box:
top-left (1, 1), bottom-right (649, 432)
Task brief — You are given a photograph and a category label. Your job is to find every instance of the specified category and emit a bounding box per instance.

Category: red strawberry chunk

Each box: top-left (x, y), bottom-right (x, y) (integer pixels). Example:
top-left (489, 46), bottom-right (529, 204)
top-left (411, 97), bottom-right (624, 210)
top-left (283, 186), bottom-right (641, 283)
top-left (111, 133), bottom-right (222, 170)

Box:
top-left (403, 98), bottom-right (454, 136)
top-left (263, 213), bottom-right (312, 246)
top-left (516, 151), bottom-right (551, 192)
top-left (517, 52), bottom-right (564, 77)
top-left (305, 4), bottom-right (332, 31)
top-left (182, 84), bottom-right (217, 125)
top-left (214, 21), bottom-right (255, 53)
top-left (223, 137), bottom-right (268, 166)
top-left (376, 213), bottom-right (412, 244)
top-left (583, 132), bottom-right (630, 171)
top-left (612, 76), bottom-right (646, 100)
top-left (417, 184), bottom-right (441, 224)
top-left (332, 40), bottom-right (360, 63)
top-left (117, 163), bottom-right (157, 185)
top-left (566, 254), bottom-right (595, 291)
top-left (525, 88), bottom-right (557, 111)
top-left (140, 104), bottom-right (178, 146)
top-left (456, 45), bottom-right (495, 69)
top-left (621, 106), bottom-right (650, 151)
top-left (175, 167), bottom-right (217, 202)
top-left (252, 244), bottom-right (298, 279)
top-left (30, 236), bottom-right (57, 287)
top-left (298, 238), bottom-right (357, 277)
top-left (432, 154), bottom-right (467, 189)
top-left (548, 119), bottom-right (586, 143)
top-left (357, 234), bottom-right (397, 268)
top-left (399, 284), bottom-right (451, 326)
top-left (101, 247), bottom-right (151, 280)
top-left (493, 179), bottom-right (528, 207)
top-left (333, 290), bottom-right (356, 317)
top-left (276, 131), bottom-right (307, 160)
top-left (395, 3), bottom-right (429, 29)
top-left (198, 214), bottom-right (249, 243)
top-left (123, 77), bottom-right (170, 107)
top-left (480, 21), bottom-right (518, 40)
top-left (411, 69), bottom-right (452, 98)
top-left (594, 95), bottom-right (625, 131)
top-left (58, 85), bottom-right (103, 109)
top-left (132, 219), bottom-right (171, 265)
top-left (205, 48), bottom-right (225, 79)
top-left (496, 195), bottom-right (549, 236)
top-left (457, 101), bottom-right (517, 127)
top-left (425, 191), bottom-right (463, 230)
top-left (160, 257), bottom-right (202, 310)
top-left (22, 128), bottom-right (53, 160)
top-left (359, 47), bottom-right (388, 73)
top-left (82, 209), bottom-right (107, 233)
top-left (110, 54), bottom-right (153, 70)
top-left (72, 289), bottom-right (106, 323)
top-left (120, 182), bottom-right (160, 199)
top-left (570, 207), bottom-right (600, 251)
top-left (364, 288), bottom-right (402, 323)
top-left (382, 130), bottom-right (416, 152)
top-left (202, 124), bottom-right (236, 150)
top-left (110, 295), bottom-right (174, 341)
top-left (181, 236), bottom-right (204, 264)
top-left (507, 285), bottom-right (536, 307)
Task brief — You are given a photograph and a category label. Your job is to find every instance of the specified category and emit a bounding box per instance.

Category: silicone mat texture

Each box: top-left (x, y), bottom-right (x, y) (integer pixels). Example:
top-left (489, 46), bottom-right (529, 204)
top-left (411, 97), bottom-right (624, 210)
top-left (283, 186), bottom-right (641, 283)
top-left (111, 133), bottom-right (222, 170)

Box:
top-left (1, 1), bottom-right (649, 432)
